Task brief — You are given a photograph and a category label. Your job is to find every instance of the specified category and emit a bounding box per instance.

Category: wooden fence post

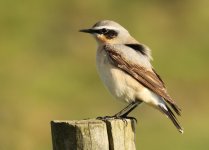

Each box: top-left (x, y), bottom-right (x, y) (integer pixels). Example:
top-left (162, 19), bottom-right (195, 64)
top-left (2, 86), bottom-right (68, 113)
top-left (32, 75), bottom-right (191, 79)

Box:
top-left (51, 118), bottom-right (136, 150)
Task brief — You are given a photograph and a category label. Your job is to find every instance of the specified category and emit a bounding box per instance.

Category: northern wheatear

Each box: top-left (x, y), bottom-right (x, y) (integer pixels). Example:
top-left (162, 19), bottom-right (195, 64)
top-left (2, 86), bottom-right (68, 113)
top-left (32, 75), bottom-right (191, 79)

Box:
top-left (80, 20), bottom-right (183, 133)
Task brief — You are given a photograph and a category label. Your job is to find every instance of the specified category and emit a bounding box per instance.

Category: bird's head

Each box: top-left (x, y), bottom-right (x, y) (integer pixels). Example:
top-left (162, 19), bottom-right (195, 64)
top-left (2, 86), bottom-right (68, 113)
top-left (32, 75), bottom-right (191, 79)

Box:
top-left (80, 20), bottom-right (132, 45)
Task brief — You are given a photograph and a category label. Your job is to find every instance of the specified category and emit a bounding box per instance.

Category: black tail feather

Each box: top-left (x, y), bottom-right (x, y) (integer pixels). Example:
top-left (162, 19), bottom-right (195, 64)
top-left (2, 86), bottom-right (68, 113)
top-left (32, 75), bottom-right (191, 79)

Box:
top-left (158, 104), bottom-right (183, 133)
top-left (168, 102), bottom-right (181, 116)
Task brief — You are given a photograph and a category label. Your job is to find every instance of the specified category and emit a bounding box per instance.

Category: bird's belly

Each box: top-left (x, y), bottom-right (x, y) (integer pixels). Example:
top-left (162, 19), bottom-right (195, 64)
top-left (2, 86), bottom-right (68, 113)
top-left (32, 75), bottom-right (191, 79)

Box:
top-left (96, 51), bottom-right (140, 103)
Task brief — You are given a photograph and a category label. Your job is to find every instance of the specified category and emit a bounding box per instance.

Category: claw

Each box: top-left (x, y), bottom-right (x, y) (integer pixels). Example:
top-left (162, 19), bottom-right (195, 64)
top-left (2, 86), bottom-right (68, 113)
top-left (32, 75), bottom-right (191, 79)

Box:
top-left (96, 116), bottom-right (114, 120)
top-left (124, 116), bottom-right (138, 123)
top-left (114, 115), bottom-right (137, 125)
top-left (114, 116), bottom-right (128, 125)
top-left (96, 115), bottom-right (137, 125)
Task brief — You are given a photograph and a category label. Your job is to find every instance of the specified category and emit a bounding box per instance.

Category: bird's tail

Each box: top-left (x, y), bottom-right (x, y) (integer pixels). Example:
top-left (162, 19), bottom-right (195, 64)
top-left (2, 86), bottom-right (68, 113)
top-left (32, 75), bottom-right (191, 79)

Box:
top-left (158, 104), bottom-right (184, 134)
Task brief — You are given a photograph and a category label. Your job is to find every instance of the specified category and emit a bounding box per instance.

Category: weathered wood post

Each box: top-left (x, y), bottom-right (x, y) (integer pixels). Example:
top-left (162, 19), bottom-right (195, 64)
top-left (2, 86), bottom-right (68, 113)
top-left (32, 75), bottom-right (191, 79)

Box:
top-left (51, 118), bottom-right (136, 150)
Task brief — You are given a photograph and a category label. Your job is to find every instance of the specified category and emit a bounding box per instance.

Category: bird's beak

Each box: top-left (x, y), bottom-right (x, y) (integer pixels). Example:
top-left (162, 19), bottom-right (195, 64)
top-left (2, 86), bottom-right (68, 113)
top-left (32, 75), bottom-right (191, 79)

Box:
top-left (79, 28), bottom-right (95, 34)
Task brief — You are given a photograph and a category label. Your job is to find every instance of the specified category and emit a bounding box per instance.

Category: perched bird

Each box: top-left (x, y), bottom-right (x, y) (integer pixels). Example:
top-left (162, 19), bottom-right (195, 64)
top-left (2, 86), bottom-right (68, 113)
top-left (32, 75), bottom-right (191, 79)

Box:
top-left (80, 20), bottom-right (183, 133)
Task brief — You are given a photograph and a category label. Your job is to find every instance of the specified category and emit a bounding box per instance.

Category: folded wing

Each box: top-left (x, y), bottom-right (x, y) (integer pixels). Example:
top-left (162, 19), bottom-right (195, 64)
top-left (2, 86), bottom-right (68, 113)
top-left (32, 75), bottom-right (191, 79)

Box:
top-left (104, 44), bottom-right (181, 115)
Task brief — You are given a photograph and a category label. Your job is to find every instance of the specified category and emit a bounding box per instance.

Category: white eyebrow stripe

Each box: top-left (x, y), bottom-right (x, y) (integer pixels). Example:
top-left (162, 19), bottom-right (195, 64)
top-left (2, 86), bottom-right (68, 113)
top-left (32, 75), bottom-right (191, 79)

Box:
top-left (93, 26), bottom-right (119, 31)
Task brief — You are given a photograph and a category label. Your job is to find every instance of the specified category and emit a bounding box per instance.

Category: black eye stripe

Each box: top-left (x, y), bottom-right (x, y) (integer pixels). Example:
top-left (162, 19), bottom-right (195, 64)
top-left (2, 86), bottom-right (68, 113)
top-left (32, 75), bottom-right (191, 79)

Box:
top-left (93, 28), bottom-right (108, 34)
top-left (93, 30), bottom-right (103, 34)
top-left (93, 28), bottom-right (118, 39)
top-left (105, 30), bottom-right (117, 35)
top-left (104, 30), bottom-right (118, 39)
top-left (101, 28), bottom-right (108, 34)
top-left (102, 29), bottom-right (118, 39)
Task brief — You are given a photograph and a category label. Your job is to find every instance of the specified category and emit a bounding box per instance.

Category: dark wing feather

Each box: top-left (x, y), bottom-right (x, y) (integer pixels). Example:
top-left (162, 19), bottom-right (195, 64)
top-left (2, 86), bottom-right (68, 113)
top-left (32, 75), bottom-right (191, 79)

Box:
top-left (105, 45), bottom-right (181, 115)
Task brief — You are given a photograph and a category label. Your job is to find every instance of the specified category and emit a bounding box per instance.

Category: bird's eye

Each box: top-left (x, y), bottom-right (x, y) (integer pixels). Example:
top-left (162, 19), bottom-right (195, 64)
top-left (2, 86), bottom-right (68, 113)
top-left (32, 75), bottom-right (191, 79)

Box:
top-left (101, 28), bottom-right (108, 34)
top-left (104, 30), bottom-right (118, 39)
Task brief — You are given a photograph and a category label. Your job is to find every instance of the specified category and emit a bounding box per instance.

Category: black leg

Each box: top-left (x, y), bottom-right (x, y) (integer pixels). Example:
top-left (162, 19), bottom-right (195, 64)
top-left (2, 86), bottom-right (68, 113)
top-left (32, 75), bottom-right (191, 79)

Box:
top-left (97, 100), bottom-right (142, 121)
top-left (114, 100), bottom-right (142, 117)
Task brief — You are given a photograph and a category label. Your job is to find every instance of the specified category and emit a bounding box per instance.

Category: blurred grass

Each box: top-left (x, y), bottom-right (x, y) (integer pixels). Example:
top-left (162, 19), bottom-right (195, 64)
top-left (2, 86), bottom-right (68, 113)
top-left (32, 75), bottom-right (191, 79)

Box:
top-left (0, 0), bottom-right (209, 149)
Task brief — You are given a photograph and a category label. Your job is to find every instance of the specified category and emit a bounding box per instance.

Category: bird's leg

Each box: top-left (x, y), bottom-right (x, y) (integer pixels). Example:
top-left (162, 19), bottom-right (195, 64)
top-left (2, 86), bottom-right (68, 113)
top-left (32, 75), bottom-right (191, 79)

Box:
top-left (96, 102), bottom-right (135, 120)
top-left (113, 101), bottom-right (142, 122)
top-left (114, 101), bottom-right (141, 117)
top-left (97, 101), bottom-right (142, 122)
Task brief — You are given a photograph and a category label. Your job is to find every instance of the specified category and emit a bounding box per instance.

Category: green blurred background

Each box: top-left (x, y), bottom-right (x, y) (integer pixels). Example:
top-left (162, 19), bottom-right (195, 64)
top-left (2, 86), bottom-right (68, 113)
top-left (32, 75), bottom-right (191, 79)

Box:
top-left (1, 0), bottom-right (209, 149)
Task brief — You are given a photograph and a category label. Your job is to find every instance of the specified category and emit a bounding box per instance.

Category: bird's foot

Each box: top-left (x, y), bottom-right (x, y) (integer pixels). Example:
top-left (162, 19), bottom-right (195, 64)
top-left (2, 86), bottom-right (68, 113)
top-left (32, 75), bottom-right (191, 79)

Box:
top-left (114, 115), bottom-right (138, 124)
top-left (96, 116), bottom-right (115, 120)
top-left (122, 116), bottom-right (138, 123)
top-left (97, 115), bottom-right (137, 125)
